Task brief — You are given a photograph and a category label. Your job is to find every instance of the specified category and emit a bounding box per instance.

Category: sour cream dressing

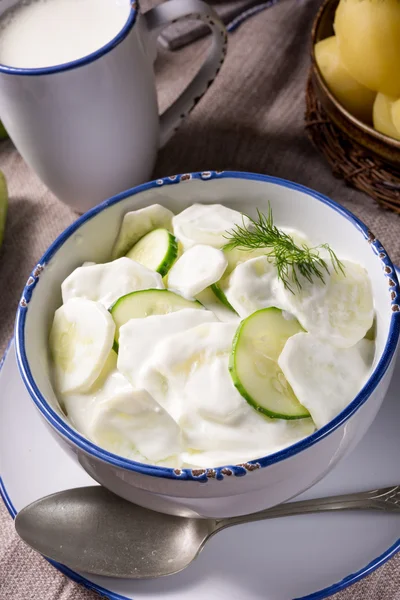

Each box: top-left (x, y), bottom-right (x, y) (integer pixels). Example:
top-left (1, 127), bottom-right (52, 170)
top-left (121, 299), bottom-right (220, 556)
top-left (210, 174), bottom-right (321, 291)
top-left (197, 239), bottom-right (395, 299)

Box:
top-left (50, 203), bottom-right (375, 468)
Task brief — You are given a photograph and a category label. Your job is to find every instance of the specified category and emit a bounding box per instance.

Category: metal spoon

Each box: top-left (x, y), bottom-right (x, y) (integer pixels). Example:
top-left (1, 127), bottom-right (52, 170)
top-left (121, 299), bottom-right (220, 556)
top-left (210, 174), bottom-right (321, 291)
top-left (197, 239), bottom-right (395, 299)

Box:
top-left (15, 485), bottom-right (400, 579)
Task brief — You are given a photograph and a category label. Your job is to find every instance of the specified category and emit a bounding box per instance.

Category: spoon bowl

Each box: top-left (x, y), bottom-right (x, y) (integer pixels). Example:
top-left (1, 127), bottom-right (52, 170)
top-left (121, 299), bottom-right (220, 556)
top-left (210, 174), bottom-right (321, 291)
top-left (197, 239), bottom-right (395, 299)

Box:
top-left (16, 486), bottom-right (215, 578)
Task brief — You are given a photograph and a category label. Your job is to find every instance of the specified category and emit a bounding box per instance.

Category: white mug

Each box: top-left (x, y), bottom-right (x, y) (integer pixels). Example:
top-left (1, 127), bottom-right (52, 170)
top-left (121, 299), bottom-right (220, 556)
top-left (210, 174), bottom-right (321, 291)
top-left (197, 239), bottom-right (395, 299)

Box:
top-left (0, 0), bottom-right (227, 212)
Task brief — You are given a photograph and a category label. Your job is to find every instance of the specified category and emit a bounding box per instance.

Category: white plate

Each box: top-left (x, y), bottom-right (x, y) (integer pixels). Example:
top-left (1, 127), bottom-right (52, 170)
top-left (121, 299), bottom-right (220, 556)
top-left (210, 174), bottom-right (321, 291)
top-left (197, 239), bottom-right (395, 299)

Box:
top-left (1, 335), bottom-right (400, 600)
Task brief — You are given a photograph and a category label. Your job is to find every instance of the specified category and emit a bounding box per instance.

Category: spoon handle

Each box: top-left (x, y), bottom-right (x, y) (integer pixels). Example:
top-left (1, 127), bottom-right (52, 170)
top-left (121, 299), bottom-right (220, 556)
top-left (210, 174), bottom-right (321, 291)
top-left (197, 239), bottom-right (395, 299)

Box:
top-left (217, 485), bottom-right (400, 529)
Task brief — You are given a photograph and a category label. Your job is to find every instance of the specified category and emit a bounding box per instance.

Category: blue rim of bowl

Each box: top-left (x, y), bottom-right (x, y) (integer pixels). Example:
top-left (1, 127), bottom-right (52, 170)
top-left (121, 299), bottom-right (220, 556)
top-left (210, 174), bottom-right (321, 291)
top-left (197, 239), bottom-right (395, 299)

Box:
top-left (1, 336), bottom-right (400, 598)
top-left (0, 1), bottom-right (138, 76)
top-left (14, 170), bottom-right (400, 483)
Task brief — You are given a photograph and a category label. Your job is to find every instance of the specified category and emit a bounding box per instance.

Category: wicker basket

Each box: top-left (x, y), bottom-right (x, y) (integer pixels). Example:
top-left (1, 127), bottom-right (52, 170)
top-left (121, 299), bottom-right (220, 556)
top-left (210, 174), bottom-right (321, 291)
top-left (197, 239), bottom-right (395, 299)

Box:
top-left (305, 73), bottom-right (400, 214)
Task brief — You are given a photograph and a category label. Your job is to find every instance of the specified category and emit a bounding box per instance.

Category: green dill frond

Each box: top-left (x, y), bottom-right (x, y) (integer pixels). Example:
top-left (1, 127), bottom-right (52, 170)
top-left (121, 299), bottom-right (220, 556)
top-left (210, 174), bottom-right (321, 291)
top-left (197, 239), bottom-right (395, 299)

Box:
top-left (223, 206), bottom-right (345, 292)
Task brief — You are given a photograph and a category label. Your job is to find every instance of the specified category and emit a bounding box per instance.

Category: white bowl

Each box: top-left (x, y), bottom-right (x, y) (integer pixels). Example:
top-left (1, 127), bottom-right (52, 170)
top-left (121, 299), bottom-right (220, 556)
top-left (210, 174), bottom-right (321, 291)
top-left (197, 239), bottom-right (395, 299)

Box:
top-left (15, 171), bottom-right (400, 519)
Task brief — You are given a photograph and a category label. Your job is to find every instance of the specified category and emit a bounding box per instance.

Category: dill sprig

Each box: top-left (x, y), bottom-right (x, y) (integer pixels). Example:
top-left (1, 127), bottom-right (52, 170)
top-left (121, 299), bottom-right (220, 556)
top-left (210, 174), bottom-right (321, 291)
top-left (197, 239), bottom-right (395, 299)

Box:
top-left (223, 206), bottom-right (345, 293)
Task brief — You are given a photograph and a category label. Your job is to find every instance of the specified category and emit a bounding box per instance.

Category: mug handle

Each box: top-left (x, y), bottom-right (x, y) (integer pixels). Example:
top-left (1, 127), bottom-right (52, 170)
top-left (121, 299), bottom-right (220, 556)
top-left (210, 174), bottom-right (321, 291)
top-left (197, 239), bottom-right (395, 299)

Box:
top-left (143, 0), bottom-right (228, 147)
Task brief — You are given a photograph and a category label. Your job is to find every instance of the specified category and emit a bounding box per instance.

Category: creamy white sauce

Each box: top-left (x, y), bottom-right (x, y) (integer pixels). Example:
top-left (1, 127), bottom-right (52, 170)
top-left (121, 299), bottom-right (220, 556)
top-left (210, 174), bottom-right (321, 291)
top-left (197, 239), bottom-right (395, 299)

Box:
top-left (172, 204), bottom-right (250, 250)
top-left (281, 260), bottom-right (374, 348)
top-left (167, 244), bottom-right (228, 299)
top-left (117, 308), bottom-right (218, 388)
top-left (62, 257), bottom-right (163, 308)
top-left (139, 322), bottom-right (316, 467)
top-left (63, 352), bottom-right (182, 466)
top-left (279, 333), bottom-right (373, 428)
top-left (224, 255), bottom-right (288, 318)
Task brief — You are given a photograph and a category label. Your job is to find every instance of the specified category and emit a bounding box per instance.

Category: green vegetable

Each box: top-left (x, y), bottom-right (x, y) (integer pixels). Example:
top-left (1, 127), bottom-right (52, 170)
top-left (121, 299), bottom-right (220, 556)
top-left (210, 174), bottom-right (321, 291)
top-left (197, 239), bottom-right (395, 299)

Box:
top-left (210, 281), bottom-right (236, 313)
top-left (110, 289), bottom-right (204, 344)
top-left (126, 228), bottom-right (178, 277)
top-left (229, 307), bottom-right (309, 419)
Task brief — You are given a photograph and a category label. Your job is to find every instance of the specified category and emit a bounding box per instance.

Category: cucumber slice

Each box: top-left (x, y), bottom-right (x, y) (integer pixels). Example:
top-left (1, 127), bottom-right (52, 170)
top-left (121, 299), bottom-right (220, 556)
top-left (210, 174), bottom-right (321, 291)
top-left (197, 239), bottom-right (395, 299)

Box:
top-left (196, 287), bottom-right (240, 323)
top-left (163, 240), bottom-right (183, 287)
top-left (229, 307), bottom-right (310, 419)
top-left (110, 288), bottom-right (204, 343)
top-left (211, 281), bottom-right (236, 313)
top-left (223, 246), bottom-right (269, 275)
top-left (126, 229), bottom-right (178, 277)
top-left (111, 204), bottom-right (174, 259)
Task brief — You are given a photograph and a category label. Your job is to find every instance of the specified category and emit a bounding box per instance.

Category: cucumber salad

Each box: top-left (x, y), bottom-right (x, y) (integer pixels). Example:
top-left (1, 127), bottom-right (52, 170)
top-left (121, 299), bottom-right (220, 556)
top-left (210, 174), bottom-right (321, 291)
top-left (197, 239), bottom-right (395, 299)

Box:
top-left (49, 203), bottom-right (375, 468)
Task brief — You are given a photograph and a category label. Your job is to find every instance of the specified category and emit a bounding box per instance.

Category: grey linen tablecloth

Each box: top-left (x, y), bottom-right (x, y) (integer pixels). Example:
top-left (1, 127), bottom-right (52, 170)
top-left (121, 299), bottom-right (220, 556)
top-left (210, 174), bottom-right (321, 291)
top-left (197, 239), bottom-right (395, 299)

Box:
top-left (1, 0), bottom-right (400, 597)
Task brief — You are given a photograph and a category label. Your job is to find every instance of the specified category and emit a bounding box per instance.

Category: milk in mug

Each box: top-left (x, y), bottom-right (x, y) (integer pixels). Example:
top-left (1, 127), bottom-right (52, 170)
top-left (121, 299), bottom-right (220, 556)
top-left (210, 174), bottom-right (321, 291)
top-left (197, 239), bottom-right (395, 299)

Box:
top-left (0, 0), bottom-right (131, 68)
top-left (0, 0), bottom-right (227, 211)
